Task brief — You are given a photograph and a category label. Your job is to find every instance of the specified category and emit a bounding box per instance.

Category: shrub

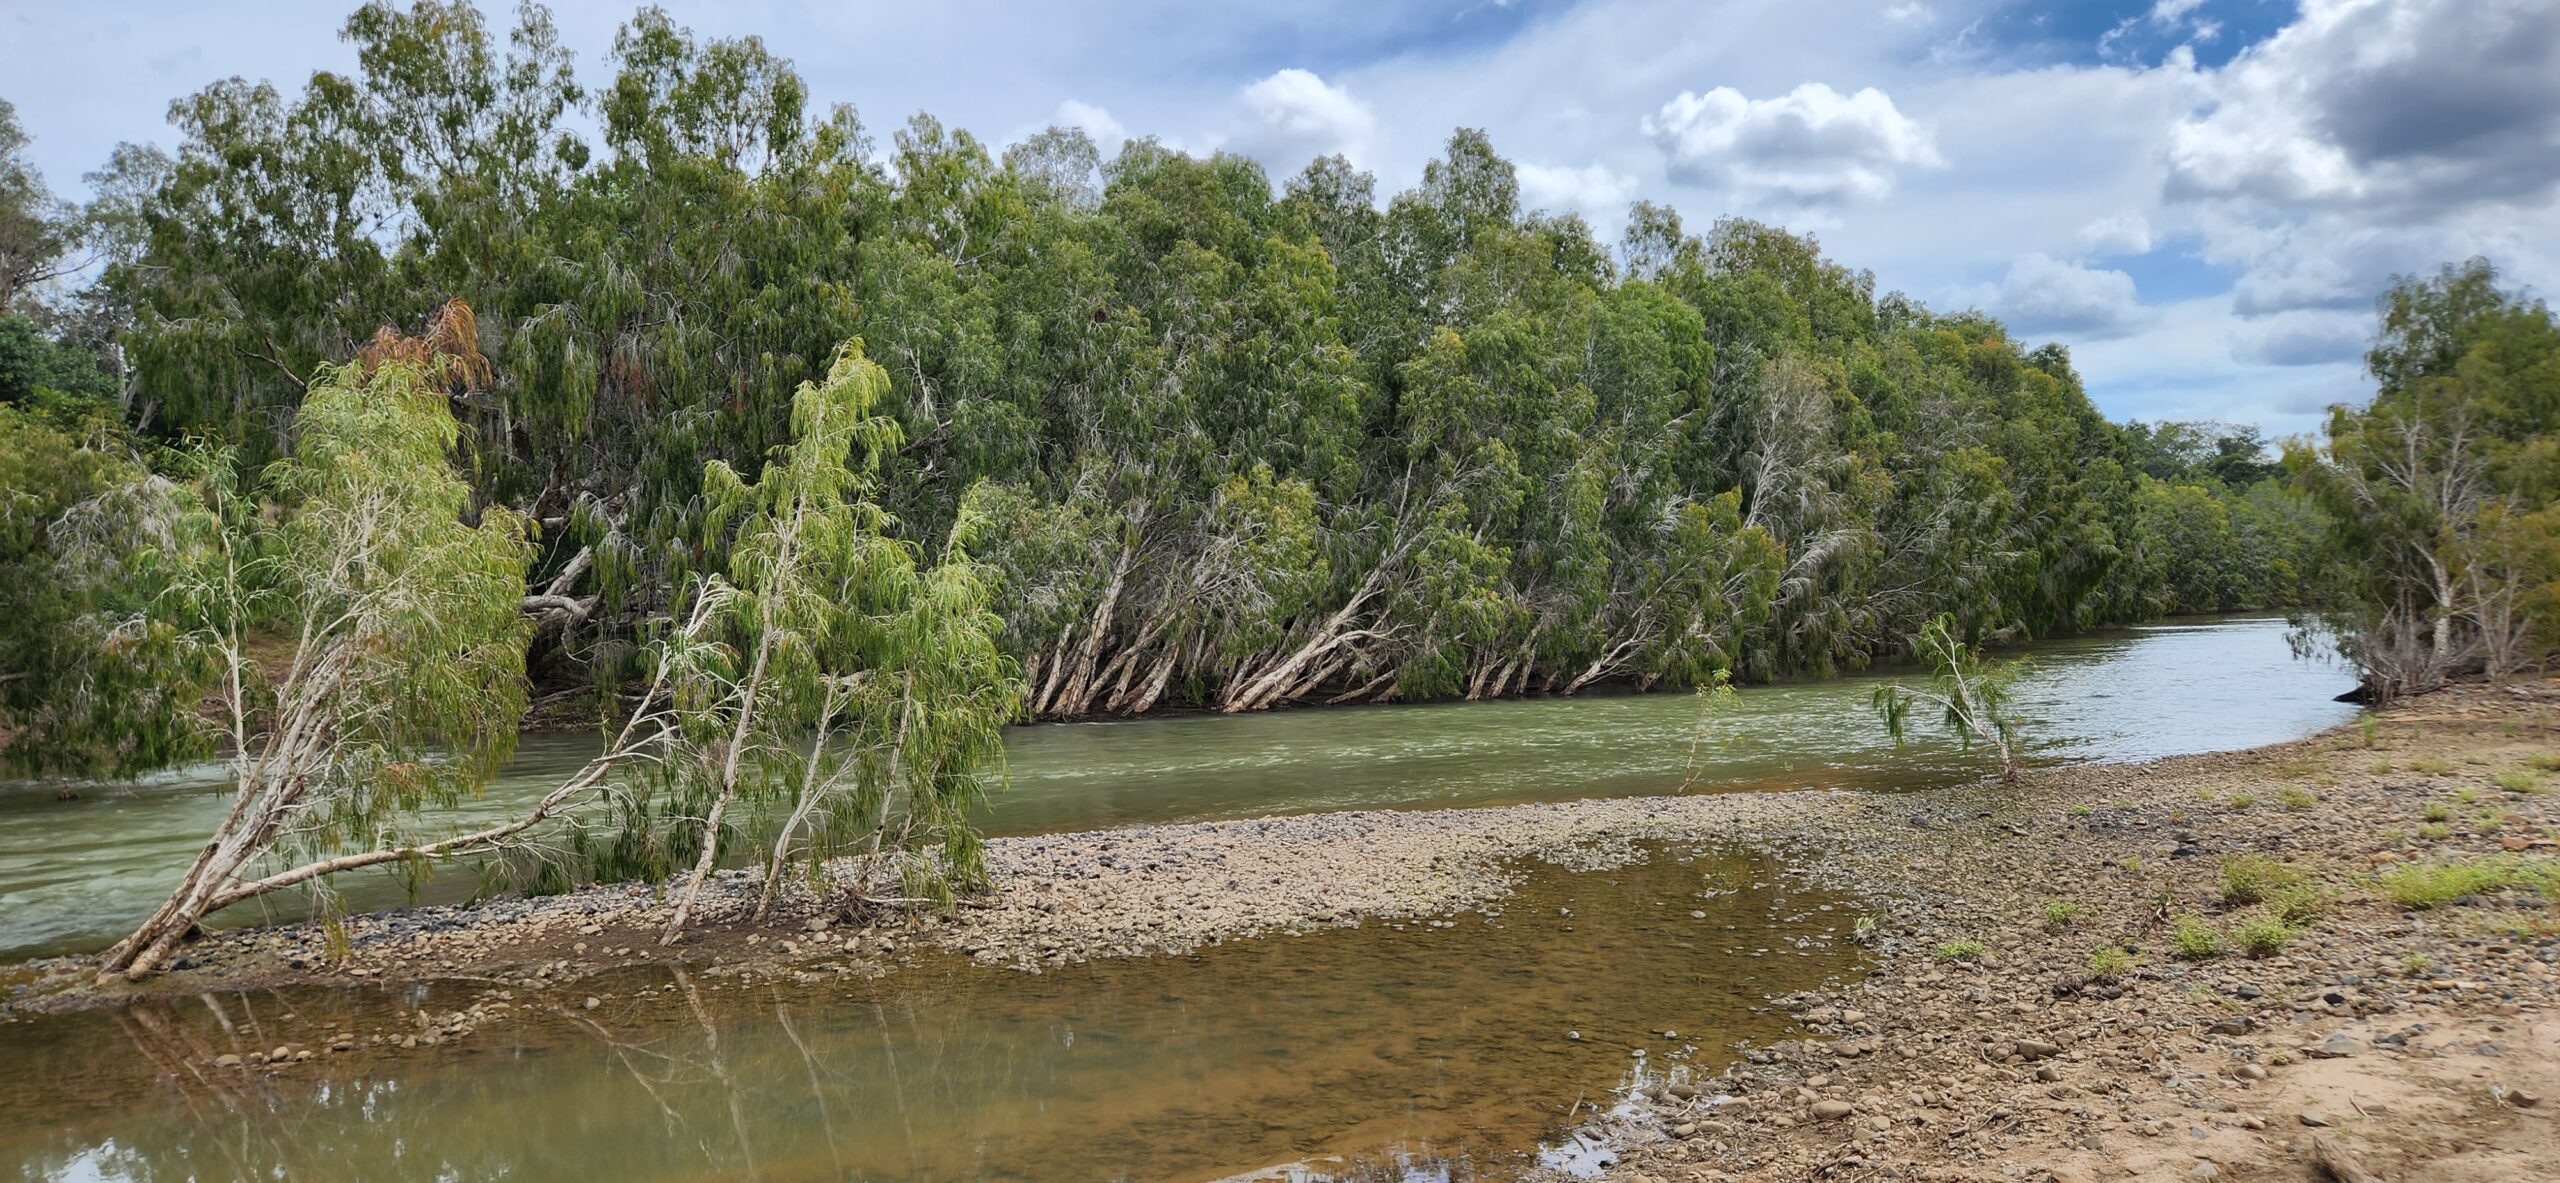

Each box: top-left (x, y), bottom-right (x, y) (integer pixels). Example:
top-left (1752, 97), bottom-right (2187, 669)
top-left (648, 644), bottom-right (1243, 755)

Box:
top-left (1936, 939), bottom-right (1985, 963)
top-left (2086, 946), bottom-right (2135, 981)
top-left (2492, 768), bottom-right (2544, 794)
top-left (2235, 916), bottom-right (2298, 957)
top-left (2219, 855), bottom-right (2306, 905)
top-left (2279, 786), bottom-right (2316, 811)
top-left (2421, 801), bottom-right (2452, 822)
top-left (2171, 915), bottom-right (2224, 960)
top-left (2379, 856), bottom-right (2560, 909)
top-left (2455, 788), bottom-right (2481, 805)
top-left (2268, 883), bottom-right (2335, 926)
top-left (2070, 803), bottom-right (2094, 818)
top-left (2418, 822), bottom-right (2452, 841)
top-left (2226, 792), bottom-right (2257, 810)
top-left (2043, 901), bottom-right (2085, 928)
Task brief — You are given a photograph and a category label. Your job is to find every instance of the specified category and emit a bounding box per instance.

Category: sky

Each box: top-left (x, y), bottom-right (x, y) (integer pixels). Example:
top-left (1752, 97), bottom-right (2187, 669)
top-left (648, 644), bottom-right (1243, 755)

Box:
top-left (5, 0), bottom-right (2558, 439)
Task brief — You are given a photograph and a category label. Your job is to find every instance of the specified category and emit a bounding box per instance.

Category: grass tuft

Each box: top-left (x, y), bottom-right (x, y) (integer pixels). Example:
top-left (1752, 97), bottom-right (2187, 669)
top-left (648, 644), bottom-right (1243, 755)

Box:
top-left (2379, 856), bottom-right (2560, 909)
top-left (2219, 855), bottom-right (2306, 905)
top-left (2170, 915), bottom-right (2224, 960)
top-left (1935, 939), bottom-right (1985, 963)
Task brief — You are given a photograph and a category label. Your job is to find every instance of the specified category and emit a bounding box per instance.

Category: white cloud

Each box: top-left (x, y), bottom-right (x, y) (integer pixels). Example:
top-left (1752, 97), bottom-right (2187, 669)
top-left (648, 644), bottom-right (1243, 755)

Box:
top-left (2235, 310), bottom-right (2369, 367)
top-left (1976, 253), bottom-right (2151, 340)
top-left (2078, 213), bottom-right (2154, 256)
top-left (1050, 100), bottom-right (1129, 157)
top-left (1882, 3), bottom-right (1933, 26)
top-left (1643, 82), bottom-right (1940, 205)
top-left (2166, 0), bottom-right (2560, 210)
top-left (1516, 161), bottom-right (1639, 226)
top-left (1231, 68), bottom-right (1378, 168)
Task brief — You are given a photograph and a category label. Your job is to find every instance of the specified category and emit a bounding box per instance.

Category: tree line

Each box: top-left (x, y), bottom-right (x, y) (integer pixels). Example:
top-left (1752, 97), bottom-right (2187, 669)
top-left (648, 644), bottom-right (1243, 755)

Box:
top-left (0, 3), bottom-right (2550, 975)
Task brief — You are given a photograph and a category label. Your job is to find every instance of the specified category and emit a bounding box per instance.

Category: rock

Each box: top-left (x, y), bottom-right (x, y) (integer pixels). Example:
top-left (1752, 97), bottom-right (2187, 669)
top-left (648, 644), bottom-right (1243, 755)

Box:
top-left (2311, 1034), bottom-right (2365, 1059)
top-left (2014, 1038), bottom-right (2062, 1061)
top-left (1671, 1122), bottom-right (1698, 1138)
top-left (582, 996), bottom-right (600, 1010)
top-left (2507, 1089), bottom-right (2542, 1109)
top-left (2298, 1110), bottom-right (2333, 1128)
top-left (2188, 1164), bottom-right (2220, 1181)
top-left (1809, 1100), bottom-right (1857, 1121)
top-left (215, 1054), bottom-right (243, 1068)
top-left (271, 1045), bottom-right (290, 1062)
top-left (803, 917), bottom-right (831, 933)
top-left (2208, 1017), bottom-right (2253, 1036)
top-left (2235, 1064), bottom-right (2269, 1081)
top-left (2035, 1065), bottom-right (2061, 1082)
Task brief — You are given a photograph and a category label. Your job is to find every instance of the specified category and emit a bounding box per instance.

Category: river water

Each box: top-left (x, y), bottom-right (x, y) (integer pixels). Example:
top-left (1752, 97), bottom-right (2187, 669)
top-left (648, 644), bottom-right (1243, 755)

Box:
top-left (0, 615), bottom-right (2356, 960)
top-left (0, 615), bottom-right (2358, 1183)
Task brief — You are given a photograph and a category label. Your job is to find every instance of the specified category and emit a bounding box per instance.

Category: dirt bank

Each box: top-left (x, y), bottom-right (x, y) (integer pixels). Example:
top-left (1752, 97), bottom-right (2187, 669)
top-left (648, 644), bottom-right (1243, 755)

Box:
top-left (1564, 677), bottom-right (2559, 1183)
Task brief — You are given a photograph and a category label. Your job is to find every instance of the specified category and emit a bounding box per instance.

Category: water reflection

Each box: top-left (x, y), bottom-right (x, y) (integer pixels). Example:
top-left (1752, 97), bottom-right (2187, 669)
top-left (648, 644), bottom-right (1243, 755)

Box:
top-left (3, 849), bottom-right (1855, 1183)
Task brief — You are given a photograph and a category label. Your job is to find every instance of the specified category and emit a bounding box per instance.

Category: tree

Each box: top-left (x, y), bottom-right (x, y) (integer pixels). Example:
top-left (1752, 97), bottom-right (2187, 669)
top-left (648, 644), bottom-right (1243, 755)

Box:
top-left (2291, 260), bottom-right (2560, 699)
top-left (91, 303), bottom-right (536, 980)
top-left (1871, 615), bottom-right (2026, 784)
top-left (652, 341), bottom-right (1017, 941)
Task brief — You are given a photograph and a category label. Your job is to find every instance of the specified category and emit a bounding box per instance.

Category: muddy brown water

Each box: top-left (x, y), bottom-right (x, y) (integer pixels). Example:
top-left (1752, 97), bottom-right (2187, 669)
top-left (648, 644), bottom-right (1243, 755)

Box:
top-left (1, 848), bottom-right (1857, 1182)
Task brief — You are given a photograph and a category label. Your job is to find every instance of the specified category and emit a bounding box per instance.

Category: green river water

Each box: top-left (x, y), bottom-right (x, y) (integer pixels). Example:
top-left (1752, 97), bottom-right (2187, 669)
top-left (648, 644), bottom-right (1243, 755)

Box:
top-left (0, 615), bottom-right (2358, 1181)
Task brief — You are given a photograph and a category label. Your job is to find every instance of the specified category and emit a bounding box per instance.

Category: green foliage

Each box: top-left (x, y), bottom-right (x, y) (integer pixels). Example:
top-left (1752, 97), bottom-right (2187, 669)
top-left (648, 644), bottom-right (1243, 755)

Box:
top-left (1872, 614), bottom-right (2026, 781)
top-left (64, 3), bottom-right (2319, 721)
top-left (2218, 855), bottom-right (2306, 905)
top-left (2379, 856), bottom-right (2560, 909)
top-left (2234, 915), bottom-right (2299, 957)
top-left (2042, 900), bottom-right (2084, 928)
top-left (2289, 260), bottom-right (2560, 698)
top-left (2085, 946), bottom-right (2135, 981)
top-left (2169, 915), bottom-right (2224, 960)
top-left (2278, 785), bottom-right (2316, 810)
top-left (2492, 768), bottom-right (2544, 794)
top-left (643, 342), bottom-right (1020, 934)
top-left (1934, 939), bottom-right (1984, 963)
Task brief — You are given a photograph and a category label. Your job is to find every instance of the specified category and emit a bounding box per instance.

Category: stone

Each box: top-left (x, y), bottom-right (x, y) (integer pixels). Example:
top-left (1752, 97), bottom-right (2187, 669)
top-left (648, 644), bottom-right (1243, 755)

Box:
top-left (2298, 1110), bottom-right (2333, 1128)
top-left (1810, 1100), bottom-right (1856, 1121)
top-left (2235, 1064), bottom-right (2269, 1081)
top-left (2208, 1017), bottom-right (2253, 1036)
top-left (2014, 1038), bottom-right (2062, 1060)
top-left (2508, 1089), bottom-right (2542, 1109)
top-left (215, 1054), bottom-right (243, 1068)
top-left (2311, 1034), bottom-right (2365, 1059)
top-left (583, 996), bottom-right (600, 1010)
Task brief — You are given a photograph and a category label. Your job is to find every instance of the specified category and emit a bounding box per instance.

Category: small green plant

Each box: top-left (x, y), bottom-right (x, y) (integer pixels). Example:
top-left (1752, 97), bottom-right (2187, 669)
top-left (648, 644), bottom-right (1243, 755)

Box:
top-left (2409, 757), bottom-right (2456, 776)
top-left (2279, 786), bottom-right (2316, 811)
top-left (1935, 939), bottom-right (1986, 963)
top-left (2170, 915), bottom-right (2224, 960)
top-left (2492, 768), bottom-right (2545, 794)
top-left (2421, 801), bottom-right (2453, 822)
top-left (2477, 810), bottom-right (2506, 834)
top-left (2418, 822), bottom-right (2453, 841)
top-left (2455, 787), bottom-right (2481, 805)
top-left (1870, 615), bottom-right (2026, 784)
top-left (2219, 855), bottom-right (2306, 905)
top-left (2357, 715), bottom-right (2381, 748)
top-left (2225, 791), bottom-right (2257, 810)
top-left (1851, 915), bottom-right (1879, 945)
top-left (2086, 946), bottom-right (2135, 981)
top-left (2070, 803), bottom-right (2094, 818)
top-left (2234, 916), bottom-right (2299, 957)
top-left (2528, 752), bottom-right (2560, 772)
top-left (2379, 856), bottom-right (2560, 909)
top-left (2372, 760), bottom-right (2394, 775)
top-left (2043, 900), bottom-right (2085, 928)
top-left (2268, 883), bottom-right (2335, 926)
top-left (2120, 855), bottom-right (2143, 873)
top-left (2401, 953), bottom-right (2432, 977)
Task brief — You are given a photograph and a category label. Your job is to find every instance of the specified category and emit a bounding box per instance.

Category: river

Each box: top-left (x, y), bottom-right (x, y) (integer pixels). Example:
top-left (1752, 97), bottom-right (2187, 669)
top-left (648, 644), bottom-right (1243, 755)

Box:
top-left (0, 614), bottom-right (2355, 961)
top-left (0, 615), bottom-right (2358, 1182)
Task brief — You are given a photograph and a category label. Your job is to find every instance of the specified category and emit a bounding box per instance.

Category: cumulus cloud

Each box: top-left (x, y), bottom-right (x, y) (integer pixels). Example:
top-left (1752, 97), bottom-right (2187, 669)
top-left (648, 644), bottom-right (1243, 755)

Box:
top-left (1515, 161), bottom-right (1639, 225)
top-left (2078, 214), bottom-right (2154, 256)
top-left (2167, 0), bottom-right (2560, 210)
top-left (1642, 82), bottom-right (1941, 204)
top-left (1882, 3), bottom-right (1932, 25)
top-left (1231, 68), bottom-right (1378, 168)
top-left (1980, 253), bottom-right (2152, 339)
top-left (1050, 100), bottom-right (1129, 157)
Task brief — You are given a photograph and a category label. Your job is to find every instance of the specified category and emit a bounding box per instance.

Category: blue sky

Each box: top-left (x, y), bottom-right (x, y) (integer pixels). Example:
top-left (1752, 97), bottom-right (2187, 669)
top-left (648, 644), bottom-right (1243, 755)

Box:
top-left (5, 0), bottom-right (2557, 438)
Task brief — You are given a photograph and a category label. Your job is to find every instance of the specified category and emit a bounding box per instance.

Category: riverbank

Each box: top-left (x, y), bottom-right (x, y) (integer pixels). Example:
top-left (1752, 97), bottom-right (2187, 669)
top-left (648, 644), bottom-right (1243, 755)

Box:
top-left (1573, 676), bottom-right (2559, 1183)
top-left (4, 678), bottom-right (2554, 1182)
